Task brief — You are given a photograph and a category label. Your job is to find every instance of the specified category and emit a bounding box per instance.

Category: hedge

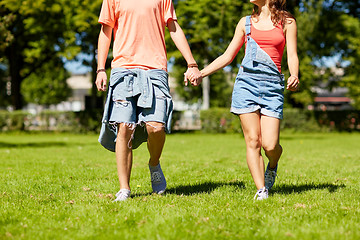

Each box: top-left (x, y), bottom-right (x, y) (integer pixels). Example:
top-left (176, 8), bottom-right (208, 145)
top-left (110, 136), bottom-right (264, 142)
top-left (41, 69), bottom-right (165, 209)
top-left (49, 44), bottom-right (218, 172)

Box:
top-left (0, 108), bottom-right (359, 133)
top-left (200, 108), bottom-right (360, 133)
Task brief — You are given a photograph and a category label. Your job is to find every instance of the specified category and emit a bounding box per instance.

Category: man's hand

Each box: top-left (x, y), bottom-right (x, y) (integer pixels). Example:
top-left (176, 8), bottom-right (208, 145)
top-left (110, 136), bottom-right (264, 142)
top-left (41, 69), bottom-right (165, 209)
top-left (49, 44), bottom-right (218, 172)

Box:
top-left (95, 72), bottom-right (107, 91)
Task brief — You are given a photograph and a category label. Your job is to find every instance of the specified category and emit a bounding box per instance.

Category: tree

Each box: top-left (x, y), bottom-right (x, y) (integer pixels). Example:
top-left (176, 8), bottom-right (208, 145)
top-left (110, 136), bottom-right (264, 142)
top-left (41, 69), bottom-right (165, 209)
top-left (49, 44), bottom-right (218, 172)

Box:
top-left (71, 0), bottom-right (110, 109)
top-left (167, 0), bottom-right (251, 108)
top-left (309, 0), bottom-right (360, 108)
top-left (169, 0), bottom-right (360, 110)
top-left (0, 0), bottom-right (79, 109)
top-left (21, 59), bottom-right (71, 105)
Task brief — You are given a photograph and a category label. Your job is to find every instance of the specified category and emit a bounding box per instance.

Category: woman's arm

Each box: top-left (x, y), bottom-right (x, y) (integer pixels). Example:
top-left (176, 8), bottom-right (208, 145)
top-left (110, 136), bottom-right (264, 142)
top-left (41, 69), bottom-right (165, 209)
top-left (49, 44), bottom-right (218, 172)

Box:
top-left (285, 18), bottom-right (299, 91)
top-left (200, 17), bottom-right (246, 78)
top-left (95, 24), bottom-right (113, 92)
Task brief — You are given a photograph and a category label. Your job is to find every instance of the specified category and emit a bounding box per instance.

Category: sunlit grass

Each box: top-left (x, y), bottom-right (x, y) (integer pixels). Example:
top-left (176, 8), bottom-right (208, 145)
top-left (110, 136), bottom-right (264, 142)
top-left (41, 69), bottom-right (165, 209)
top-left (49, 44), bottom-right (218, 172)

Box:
top-left (1, 132), bottom-right (359, 239)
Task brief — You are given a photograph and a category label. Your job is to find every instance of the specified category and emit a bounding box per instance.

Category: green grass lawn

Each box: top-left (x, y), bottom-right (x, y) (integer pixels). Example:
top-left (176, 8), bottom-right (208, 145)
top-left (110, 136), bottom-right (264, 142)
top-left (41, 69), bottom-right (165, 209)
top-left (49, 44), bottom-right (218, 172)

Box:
top-left (1, 132), bottom-right (359, 239)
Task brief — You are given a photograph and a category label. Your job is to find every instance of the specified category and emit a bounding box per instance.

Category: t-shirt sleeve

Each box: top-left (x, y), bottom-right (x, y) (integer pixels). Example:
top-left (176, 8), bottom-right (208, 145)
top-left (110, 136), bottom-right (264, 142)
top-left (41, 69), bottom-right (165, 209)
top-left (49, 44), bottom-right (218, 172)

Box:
top-left (98, 0), bottom-right (116, 28)
top-left (164, 0), bottom-right (177, 25)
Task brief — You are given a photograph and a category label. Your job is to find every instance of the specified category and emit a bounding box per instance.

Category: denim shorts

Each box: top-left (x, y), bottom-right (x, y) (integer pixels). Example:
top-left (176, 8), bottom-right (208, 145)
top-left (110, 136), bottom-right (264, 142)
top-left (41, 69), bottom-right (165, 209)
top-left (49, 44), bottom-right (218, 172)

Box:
top-left (109, 82), bottom-right (168, 125)
top-left (230, 67), bottom-right (285, 119)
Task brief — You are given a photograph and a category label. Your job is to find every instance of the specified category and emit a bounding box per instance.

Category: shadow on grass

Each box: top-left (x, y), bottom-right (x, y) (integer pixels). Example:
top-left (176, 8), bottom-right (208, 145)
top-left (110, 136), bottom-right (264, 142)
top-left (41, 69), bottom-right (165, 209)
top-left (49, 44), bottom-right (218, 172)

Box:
top-left (273, 182), bottom-right (346, 195)
top-left (165, 180), bottom-right (245, 196)
top-left (0, 141), bottom-right (67, 148)
top-left (131, 180), bottom-right (245, 198)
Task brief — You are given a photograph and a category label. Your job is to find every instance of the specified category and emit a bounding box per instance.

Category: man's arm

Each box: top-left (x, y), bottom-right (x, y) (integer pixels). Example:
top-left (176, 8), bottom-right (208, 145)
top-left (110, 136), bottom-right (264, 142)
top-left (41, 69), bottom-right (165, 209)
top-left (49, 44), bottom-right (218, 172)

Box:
top-left (168, 19), bottom-right (202, 86)
top-left (95, 24), bottom-right (113, 91)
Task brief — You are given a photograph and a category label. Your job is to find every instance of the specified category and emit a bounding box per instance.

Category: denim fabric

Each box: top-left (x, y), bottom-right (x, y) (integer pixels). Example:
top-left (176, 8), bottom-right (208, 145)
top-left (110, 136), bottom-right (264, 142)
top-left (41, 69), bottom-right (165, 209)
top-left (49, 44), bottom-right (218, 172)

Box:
top-left (230, 15), bottom-right (285, 119)
top-left (99, 68), bottom-right (173, 152)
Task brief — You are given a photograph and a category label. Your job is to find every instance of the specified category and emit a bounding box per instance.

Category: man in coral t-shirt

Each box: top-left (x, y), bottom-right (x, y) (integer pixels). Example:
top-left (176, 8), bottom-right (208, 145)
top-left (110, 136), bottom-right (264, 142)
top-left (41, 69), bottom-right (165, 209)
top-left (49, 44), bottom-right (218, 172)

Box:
top-left (95, 0), bottom-right (201, 201)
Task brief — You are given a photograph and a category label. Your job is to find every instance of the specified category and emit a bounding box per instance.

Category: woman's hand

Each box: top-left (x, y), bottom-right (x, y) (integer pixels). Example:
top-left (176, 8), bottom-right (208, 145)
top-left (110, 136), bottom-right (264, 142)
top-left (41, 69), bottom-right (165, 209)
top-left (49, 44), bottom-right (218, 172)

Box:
top-left (286, 75), bottom-right (299, 91)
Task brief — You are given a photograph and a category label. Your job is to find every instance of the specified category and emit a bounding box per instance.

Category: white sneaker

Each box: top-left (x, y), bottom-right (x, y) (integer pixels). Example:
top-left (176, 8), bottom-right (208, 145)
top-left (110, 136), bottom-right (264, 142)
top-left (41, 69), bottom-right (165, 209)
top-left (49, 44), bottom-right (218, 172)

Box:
top-left (113, 189), bottom-right (131, 202)
top-left (254, 187), bottom-right (268, 200)
top-left (265, 163), bottom-right (278, 191)
top-left (149, 163), bottom-right (167, 194)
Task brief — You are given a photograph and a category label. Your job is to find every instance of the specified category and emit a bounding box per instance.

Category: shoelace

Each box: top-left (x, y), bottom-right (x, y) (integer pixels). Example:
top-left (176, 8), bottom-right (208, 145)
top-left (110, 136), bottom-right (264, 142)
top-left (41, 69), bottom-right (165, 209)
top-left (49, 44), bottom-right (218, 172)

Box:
top-left (151, 171), bottom-right (162, 183)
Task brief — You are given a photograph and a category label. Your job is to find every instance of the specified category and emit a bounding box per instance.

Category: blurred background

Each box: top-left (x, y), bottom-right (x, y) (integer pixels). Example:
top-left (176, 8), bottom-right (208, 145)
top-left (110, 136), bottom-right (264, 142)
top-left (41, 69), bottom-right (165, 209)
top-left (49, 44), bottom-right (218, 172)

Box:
top-left (0, 0), bottom-right (359, 133)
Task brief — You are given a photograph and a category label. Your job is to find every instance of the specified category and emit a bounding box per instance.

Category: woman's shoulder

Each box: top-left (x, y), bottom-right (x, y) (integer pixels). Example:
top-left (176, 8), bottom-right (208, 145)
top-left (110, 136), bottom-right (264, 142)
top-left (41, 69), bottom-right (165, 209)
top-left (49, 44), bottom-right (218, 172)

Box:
top-left (237, 16), bottom-right (249, 27)
top-left (235, 16), bottom-right (248, 33)
top-left (283, 16), bottom-right (297, 33)
top-left (284, 13), bottom-right (296, 25)
top-left (239, 16), bottom-right (248, 24)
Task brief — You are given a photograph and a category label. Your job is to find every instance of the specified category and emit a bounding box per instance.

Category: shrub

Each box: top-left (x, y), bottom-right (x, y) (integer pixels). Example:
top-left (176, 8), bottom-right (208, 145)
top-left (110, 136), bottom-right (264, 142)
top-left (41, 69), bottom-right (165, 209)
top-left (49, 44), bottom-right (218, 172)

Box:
top-left (200, 108), bottom-right (242, 134)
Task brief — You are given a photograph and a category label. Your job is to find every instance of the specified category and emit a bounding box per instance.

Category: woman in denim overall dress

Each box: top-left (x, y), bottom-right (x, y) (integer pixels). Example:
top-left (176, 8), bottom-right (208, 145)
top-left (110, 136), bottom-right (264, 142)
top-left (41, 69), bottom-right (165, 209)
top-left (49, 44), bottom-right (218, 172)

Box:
top-left (188, 0), bottom-right (299, 200)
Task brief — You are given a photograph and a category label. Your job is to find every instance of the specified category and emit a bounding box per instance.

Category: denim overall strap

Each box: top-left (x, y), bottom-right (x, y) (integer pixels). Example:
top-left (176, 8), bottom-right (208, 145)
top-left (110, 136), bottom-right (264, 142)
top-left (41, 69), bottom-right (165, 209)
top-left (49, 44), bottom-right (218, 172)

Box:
top-left (245, 15), bottom-right (251, 36)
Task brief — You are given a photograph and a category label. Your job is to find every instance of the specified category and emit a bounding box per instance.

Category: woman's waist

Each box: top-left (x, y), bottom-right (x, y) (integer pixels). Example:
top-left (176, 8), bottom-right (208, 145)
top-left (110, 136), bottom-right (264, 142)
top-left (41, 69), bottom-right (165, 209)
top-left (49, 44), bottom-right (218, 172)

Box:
top-left (236, 67), bottom-right (284, 82)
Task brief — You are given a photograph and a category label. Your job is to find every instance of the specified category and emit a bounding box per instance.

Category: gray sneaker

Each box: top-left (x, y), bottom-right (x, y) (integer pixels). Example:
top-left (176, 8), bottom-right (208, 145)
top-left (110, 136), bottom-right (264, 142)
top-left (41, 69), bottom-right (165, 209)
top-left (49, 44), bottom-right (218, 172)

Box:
top-left (265, 163), bottom-right (278, 191)
top-left (113, 189), bottom-right (131, 202)
top-left (254, 187), bottom-right (268, 200)
top-left (149, 163), bottom-right (167, 194)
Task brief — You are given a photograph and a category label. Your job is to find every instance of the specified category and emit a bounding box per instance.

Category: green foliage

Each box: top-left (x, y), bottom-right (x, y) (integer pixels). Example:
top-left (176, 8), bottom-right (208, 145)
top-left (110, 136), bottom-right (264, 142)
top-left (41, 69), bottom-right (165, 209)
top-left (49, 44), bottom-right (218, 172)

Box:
top-left (168, 0), bottom-right (250, 107)
top-left (199, 107), bottom-right (360, 133)
top-left (281, 108), bottom-right (322, 132)
top-left (307, 0), bottom-right (360, 109)
top-left (0, 65), bottom-right (10, 107)
top-left (1, 132), bottom-right (360, 239)
top-left (0, 0), bottom-right (80, 109)
top-left (0, 110), bottom-right (28, 131)
top-left (21, 60), bottom-right (71, 105)
top-left (1, 0), bottom-right (360, 110)
top-left (0, 110), bottom-right (78, 132)
top-left (200, 108), bottom-right (242, 134)
top-left (169, 0), bottom-right (360, 110)
top-left (0, 13), bottom-right (15, 54)
top-left (0, 109), bottom-right (105, 132)
top-left (337, 14), bottom-right (360, 108)
top-left (282, 0), bottom-right (323, 108)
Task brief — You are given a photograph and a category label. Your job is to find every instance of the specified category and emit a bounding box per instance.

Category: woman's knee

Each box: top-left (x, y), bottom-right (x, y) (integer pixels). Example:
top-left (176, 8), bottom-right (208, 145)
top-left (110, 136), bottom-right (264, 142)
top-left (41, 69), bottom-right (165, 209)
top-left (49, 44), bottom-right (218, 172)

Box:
top-left (245, 134), bottom-right (262, 149)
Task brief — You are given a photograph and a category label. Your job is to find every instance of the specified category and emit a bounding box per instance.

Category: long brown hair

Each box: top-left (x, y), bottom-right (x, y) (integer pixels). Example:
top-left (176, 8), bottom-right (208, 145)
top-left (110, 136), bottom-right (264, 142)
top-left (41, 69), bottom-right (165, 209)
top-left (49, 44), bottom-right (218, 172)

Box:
top-left (252, 0), bottom-right (295, 27)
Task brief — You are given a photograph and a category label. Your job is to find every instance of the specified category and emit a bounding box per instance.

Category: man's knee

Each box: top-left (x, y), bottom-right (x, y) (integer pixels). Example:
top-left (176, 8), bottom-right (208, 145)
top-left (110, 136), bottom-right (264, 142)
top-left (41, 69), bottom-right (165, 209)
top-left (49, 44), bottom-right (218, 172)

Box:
top-left (262, 142), bottom-right (281, 153)
top-left (117, 123), bottom-right (135, 138)
top-left (146, 122), bottom-right (165, 135)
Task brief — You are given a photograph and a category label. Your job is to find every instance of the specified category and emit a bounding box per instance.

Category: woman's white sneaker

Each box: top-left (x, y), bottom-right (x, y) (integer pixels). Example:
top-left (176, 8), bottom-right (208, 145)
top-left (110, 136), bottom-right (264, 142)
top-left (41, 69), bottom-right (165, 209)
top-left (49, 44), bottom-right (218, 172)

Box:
top-left (254, 187), bottom-right (269, 200)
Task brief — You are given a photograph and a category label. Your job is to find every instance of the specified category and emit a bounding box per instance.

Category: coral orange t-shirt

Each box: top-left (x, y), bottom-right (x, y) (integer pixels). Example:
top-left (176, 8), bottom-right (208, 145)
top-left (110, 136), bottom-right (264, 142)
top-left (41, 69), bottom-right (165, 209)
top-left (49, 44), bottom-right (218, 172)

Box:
top-left (98, 0), bottom-right (177, 71)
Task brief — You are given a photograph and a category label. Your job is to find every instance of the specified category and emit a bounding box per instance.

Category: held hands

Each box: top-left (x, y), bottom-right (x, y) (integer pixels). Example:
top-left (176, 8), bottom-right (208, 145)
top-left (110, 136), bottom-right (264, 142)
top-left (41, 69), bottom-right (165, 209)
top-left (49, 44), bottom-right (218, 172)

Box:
top-left (287, 75), bottom-right (299, 91)
top-left (184, 67), bottom-right (202, 86)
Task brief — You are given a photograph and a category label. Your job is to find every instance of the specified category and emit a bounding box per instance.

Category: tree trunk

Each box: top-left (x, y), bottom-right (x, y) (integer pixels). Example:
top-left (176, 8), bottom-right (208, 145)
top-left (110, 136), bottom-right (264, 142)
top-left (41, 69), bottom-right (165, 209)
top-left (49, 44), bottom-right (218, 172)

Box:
top-left (90, 47), bottom-right (98, 109)
top-left (8, 42), bottom-right (23, 110)
top-left (202, 60), bottom-right (210, 110)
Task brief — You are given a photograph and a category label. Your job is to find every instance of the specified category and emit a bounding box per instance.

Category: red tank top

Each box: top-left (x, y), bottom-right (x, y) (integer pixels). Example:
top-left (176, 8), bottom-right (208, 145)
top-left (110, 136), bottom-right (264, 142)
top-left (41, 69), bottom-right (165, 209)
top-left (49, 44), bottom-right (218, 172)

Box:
top-left (247, 23), bottom-right (286, 72)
